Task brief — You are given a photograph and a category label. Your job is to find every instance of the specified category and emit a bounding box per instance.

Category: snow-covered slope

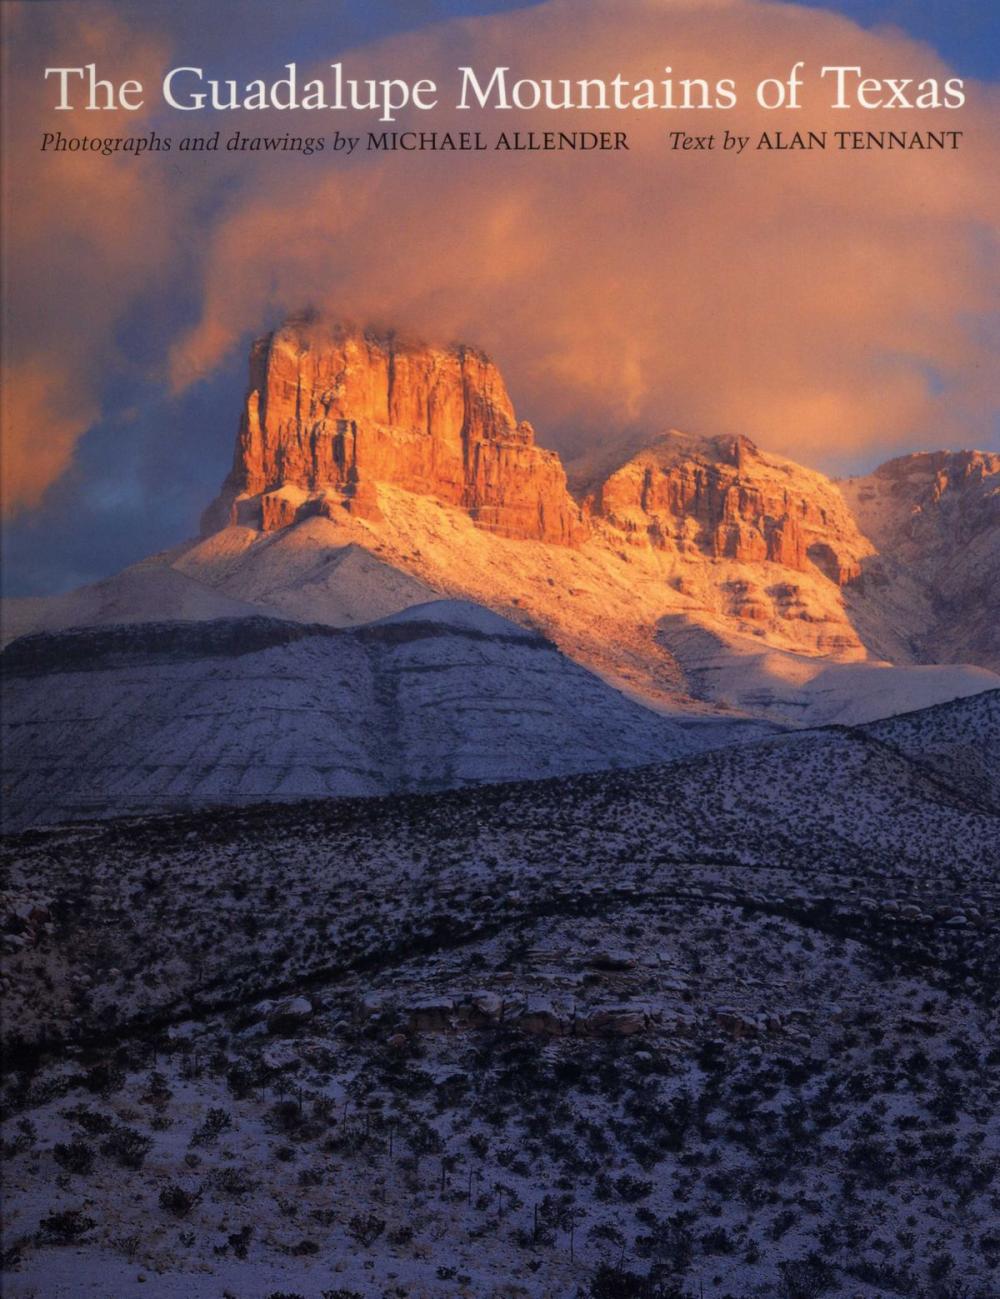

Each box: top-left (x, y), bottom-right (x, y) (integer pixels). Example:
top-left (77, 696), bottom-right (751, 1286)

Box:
top-left (865, 688), bottom-right (1000, 812)
top-left (11, 497), bottom-right (996, 741)
top-left (0, 530), bottom-right (438, 649)
top-left (2, 692), bottom-right (997, 1298)
top-left (171, 524), bottom-right (439, 628)
top-left (1, 603), bottom-right (709, 830)
top-left (840, 449), bottom-right (1000, 671)
top-left (0, 559), bottom-right (277, 646)
top-left (657, 614), bottom-right (1000, 726)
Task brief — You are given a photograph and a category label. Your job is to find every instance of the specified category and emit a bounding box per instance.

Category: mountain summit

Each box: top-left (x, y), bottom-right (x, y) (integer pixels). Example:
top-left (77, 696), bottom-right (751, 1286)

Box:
top-left (201, 319), bottom-right (874, 597)
top-left (201, 319), bottom-right (584, 545)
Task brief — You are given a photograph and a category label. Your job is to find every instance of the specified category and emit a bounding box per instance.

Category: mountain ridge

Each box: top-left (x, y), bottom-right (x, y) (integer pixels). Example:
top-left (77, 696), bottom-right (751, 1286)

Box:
top-left (3, 317), bottom-right (998, 735)
top-left (5, 601), bottom-right (752, 831)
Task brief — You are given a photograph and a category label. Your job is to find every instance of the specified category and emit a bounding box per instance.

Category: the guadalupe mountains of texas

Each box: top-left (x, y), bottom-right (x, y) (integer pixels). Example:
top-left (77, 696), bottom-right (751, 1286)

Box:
top-left (2, 315), bottom-right (999, 829)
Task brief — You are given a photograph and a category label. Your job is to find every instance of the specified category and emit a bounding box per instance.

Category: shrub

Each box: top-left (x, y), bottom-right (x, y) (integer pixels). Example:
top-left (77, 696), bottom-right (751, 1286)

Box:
top-left (9, 1118), bottom-right (37, 1151)
top-left (158, 1183), bottom-right (202, 1217)
top-left (701, 1226), bottom-right (737, 1254)
top-left (347, 1212), bottom-right (385, 1248)
top-left (61, 1106), bottom-right (113, 1135)
top-left (210, 1166), bottom-right (258, 1198)
top-left (779, 1254), bottom-right (836, 1299)
top-left (587, 1264), bottom-right (684, 1299)
top-left (190, 1107), bottom-right (233, 1147)
top-left (53, 1139), bottom-right (95, 1175)
top-left (101, 1126), bottom-right (152, 1169)
top-left (37, 1209), bottom-right (96, 1243)
top-left (616, 1174), bottom-right (653, 1202)
top-left (113, 1233), bottom-right (141, 1260)
top-left (83, 1063), bottom-right (125, 1095)
top-left (228, 1225), bottom-right (253, 1259)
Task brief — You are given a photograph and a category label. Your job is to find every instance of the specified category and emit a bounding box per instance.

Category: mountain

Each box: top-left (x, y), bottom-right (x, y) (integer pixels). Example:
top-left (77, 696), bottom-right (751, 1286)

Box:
top-left (841, 449), bottom-right (1000, 670)
top-left (1, 600), bottom-right (734, 831)
top-left (588, 429), bottom-right (871, 588)
top-left (0, 557), bottom-right (278, 645)
top-left (201, 318), bottom-right (584, 545)
top-left (3, 319), bottom-right (998, 735)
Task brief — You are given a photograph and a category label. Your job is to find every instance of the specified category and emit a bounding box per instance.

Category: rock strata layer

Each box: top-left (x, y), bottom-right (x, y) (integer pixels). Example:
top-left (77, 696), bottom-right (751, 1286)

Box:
top-left (591, 431), bottom-right (871, 587)
top-left (202, 319), bottom-right (585, 545)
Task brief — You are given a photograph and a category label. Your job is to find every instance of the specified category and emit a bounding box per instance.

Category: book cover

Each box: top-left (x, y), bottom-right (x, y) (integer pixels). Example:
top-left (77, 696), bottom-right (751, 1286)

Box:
top-left (1, 2), bottom-right (997, 1297)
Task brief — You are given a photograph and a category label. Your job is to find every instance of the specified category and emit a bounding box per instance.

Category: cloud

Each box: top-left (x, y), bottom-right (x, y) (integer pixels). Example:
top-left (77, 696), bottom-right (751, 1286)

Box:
top-left (4, 0), bottom-right (998, 521)
top-left (1, 2), bottom-right (177, 512)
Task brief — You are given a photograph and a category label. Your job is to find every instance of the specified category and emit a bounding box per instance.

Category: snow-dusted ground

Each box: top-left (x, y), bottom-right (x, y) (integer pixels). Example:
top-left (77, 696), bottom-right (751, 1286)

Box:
top-left (0, 559), bottom-right (280, 646)
top-left (2, 604), bottom-right (736, 832)
top-left (2, 690), bottom-right (998, 1298)
top-left (656, 615), bottom-right (1000, 726)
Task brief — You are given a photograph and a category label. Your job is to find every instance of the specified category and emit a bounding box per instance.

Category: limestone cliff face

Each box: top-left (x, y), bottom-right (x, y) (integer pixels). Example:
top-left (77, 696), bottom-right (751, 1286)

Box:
top-left (840, 450), bottom-right (1000, 670)
top-left (842, 449), bottom-right (999, 564)
top-left (202, 320), bottom-right (585, 545)
top-left (196, 318), bottom-right (999, 674)
top-left (589, 431), bottom-right (872, 586)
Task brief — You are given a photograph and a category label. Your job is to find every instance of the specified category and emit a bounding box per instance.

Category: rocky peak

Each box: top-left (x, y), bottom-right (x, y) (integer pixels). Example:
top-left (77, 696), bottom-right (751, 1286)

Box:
top-left (588, 430), bottom-right (871, 586)
top-left (839, 449), bottom-right (1000, 670)
top-left (842, 449), bottom-right (1000, 559)
top-left (201, 319), bottom-right (585, 545)
top-left (199, 317), bottom-right (993, 638)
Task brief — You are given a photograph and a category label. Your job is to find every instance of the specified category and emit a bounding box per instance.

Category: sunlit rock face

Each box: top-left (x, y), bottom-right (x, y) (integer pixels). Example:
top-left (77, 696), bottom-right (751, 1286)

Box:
top-left (589, 431), bottom-right (870, 587)
top-left (178, 315), bottom-right (1000, 699)
top-left (201, 315), bottom-right (873, 584)
top-left (201, 318), bottom-right (586, 545)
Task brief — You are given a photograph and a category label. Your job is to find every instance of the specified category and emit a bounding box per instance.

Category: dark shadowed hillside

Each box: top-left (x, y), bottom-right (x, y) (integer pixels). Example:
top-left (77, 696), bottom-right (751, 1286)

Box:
top-left (2, 691), bottom-right (998, 1298)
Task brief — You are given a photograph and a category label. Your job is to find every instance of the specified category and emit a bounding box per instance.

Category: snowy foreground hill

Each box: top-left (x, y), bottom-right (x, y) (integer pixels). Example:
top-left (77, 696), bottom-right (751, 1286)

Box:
top-left (0, 602), bottom-right (780, 833)
top-left (2, 690), bottom-right (998, 1298)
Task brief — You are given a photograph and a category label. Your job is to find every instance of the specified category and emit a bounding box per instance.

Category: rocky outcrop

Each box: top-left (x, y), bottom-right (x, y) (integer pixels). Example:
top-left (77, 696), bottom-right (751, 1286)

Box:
top-left (202, 318), bottom-right (585, 545)
top-left (589, 431), bottom-right (870, 586)
top-left (842, 450), bottom-right (1000, 564)
top-left (841, 450), bottom-right (1000, 670)
top-left (200, 318), bottom-right (878, 606)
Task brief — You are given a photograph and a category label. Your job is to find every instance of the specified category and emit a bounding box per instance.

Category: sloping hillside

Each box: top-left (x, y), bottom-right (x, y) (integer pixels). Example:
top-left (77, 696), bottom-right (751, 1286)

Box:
top-left (2, 693), bottom-right (997, 1299)
top-left (864, 688), bottom-right (1000, 813)
top-left (4, 690), bottom-right (996, 1049)
top-left (1, 602), bottom-right (710, 831)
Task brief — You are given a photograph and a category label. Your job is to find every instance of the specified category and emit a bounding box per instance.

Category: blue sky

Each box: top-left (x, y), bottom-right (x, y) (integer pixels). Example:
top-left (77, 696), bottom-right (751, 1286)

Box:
top-left (123, 0), bottom-right (1000, 80)
top-left (794, 0), bottom-right (998, 79)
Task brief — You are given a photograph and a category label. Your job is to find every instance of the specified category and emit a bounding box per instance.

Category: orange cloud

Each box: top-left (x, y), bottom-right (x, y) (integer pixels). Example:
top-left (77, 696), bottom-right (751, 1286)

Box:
top-left (4, 0), bottom-right (998, 517)
top-left (168, 0), bottom-right (999, 467)
top-left (1, 2), bottom-right (175, 512)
